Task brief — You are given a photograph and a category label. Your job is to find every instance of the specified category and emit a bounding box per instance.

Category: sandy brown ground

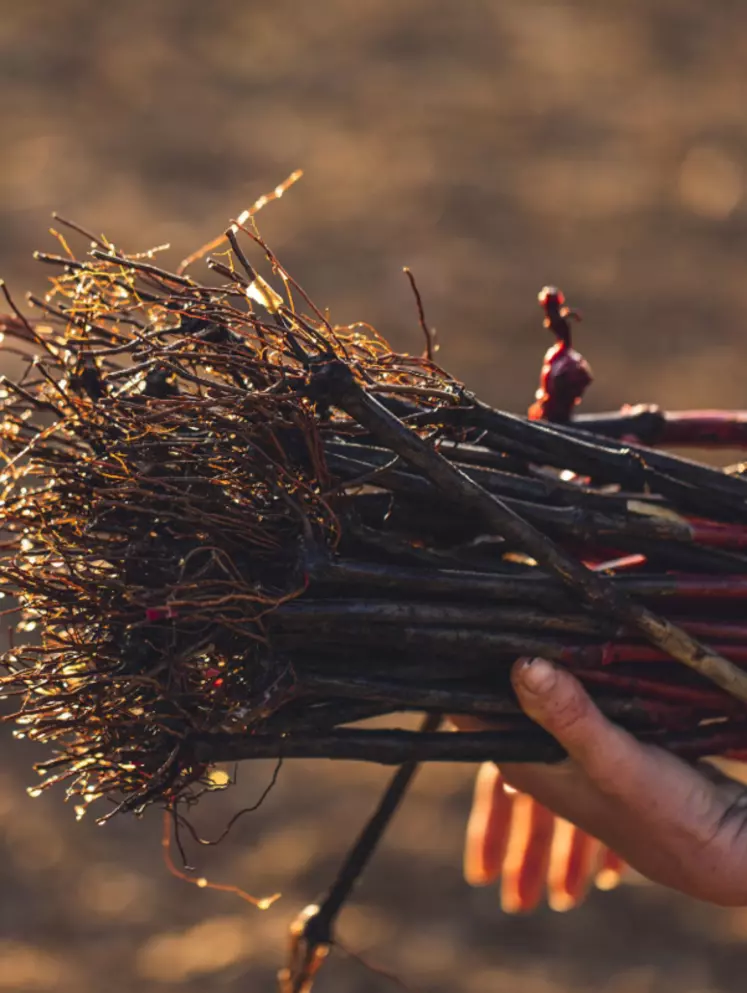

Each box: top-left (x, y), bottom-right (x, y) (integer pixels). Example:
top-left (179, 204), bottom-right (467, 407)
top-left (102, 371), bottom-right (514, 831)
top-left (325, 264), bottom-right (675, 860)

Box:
top-left (1, 2), bottom-right (747, 990)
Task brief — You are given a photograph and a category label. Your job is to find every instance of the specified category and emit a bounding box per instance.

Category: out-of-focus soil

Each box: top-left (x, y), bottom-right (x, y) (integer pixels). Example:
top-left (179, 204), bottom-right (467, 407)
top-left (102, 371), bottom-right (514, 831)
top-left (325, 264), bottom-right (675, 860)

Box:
top-left (1, 2), bottom-right (747, 990)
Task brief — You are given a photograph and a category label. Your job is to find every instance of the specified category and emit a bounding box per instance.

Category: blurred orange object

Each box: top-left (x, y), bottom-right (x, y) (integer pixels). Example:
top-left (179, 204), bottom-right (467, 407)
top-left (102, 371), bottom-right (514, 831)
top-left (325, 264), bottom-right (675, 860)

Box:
top-left (464, 763), bottom-right (625, 912)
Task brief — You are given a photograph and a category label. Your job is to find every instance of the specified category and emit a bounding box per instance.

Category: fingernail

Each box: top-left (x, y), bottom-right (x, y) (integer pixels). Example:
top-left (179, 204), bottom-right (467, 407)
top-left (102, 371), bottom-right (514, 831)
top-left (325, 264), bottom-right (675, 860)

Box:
top-left (516, 657), bottom-right (557, 695)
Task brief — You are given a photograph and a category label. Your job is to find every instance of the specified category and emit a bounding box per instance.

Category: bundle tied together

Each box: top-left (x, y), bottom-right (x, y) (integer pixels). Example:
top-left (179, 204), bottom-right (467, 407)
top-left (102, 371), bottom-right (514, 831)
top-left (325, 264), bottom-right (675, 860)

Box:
top-left (2, 212), bottom-right (747, 821)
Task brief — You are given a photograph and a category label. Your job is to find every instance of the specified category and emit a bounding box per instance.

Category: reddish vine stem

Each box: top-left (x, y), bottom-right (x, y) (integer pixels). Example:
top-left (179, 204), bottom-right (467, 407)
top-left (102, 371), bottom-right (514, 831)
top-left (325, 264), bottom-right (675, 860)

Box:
top-left (402, 267), bottom-right (436, 361)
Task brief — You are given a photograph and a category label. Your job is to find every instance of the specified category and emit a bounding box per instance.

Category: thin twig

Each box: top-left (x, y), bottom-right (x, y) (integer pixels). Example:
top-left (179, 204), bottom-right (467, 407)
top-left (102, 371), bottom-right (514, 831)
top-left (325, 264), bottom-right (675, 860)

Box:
top-left (402, 267), bottom-right (436, 361)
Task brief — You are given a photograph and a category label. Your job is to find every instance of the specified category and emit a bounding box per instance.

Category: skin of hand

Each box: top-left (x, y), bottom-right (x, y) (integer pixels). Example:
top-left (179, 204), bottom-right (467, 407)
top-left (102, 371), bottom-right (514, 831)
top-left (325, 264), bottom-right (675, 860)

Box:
top-left (459, 657), bottom-right (747, 907)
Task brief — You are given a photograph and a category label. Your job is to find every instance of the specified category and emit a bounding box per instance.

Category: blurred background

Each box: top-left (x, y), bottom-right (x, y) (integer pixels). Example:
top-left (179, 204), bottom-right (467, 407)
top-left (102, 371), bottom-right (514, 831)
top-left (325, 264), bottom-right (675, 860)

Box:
top-left (1, 1), bottom-right (747, 990)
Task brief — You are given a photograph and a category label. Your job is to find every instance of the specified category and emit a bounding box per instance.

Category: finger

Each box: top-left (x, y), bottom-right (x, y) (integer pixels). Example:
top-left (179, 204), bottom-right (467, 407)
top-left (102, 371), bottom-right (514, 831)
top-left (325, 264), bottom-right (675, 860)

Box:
top-left (464, 763), bottom-right (514, 886)
top-left (508, 658), bottom-right (747, 899)
top-left (595, 848), bottom-right (626, 892)
top-left (500, 793), bottom-right (555, 913)
top-left (547, 821), bottom-right (601, 911)
top-left (511, 658), bottom-right (720, 814)
top-left (511, 657), bottom-right (635, 780)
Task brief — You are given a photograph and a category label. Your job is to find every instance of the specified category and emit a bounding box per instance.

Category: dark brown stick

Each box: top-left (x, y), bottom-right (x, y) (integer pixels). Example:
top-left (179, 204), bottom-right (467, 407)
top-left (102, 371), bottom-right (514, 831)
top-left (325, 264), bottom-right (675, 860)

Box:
top-left (198, 727), bottom-right (565, 764)
top-left (315, 361), bottom-right (747, 702)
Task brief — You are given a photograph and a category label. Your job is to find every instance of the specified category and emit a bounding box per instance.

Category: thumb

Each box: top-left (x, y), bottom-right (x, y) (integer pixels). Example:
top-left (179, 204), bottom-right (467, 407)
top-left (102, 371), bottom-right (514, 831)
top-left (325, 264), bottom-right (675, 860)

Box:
top-left (511, 657), bottom-right (630, 776)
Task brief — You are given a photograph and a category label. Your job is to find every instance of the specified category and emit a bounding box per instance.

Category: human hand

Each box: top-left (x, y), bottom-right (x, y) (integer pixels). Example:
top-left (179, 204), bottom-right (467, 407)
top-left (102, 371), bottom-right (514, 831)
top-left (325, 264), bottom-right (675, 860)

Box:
top-left (461, 657), bottom-right (747, 907)
top-left (464, 761), bottom-right (625, 912)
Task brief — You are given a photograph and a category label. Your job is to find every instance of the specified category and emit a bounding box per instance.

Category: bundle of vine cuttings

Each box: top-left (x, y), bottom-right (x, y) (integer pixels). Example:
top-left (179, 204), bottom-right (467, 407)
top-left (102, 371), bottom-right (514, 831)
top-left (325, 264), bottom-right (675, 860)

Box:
top-left (2, 207), bottom-right (747, 824)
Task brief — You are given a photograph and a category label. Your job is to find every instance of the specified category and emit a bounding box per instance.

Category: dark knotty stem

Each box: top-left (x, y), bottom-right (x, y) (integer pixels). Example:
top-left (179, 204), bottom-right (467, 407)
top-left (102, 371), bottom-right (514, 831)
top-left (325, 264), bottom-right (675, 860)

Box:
top-left (272, 599), bottom-right (611, 635)
top-left (225, 227), bottom-right (259, 283)
top-left (423, 400), bottom-right (747, 515)
top-left (327, 449), bottom-right (697, 546)
top-left (311, 557), bottom-right (747, 603)
top-left (51, 211), bottom-right (110, 251)
top-left (278, 713), bottom-right (440, 993)
top-left (198, 723), bottom-right (747, 767)
top-left (90, 248), bottom-right (197, 288)
top-left (315, 361), bottom-right (747, 702)
top-left (274, 600), bottom-right (747, 644)
top-left (200, 725), bottom-right (717, 764)
top-left (296, 674), bottom-right (702, 725)
top-left (199, 728), bottom-right (563, 764)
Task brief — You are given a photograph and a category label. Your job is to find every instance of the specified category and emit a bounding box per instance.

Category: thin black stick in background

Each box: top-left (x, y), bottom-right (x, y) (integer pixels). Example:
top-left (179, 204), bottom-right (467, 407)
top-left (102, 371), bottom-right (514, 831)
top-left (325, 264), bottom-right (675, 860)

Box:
top-left (278, 713), bottom-right (441, 993)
